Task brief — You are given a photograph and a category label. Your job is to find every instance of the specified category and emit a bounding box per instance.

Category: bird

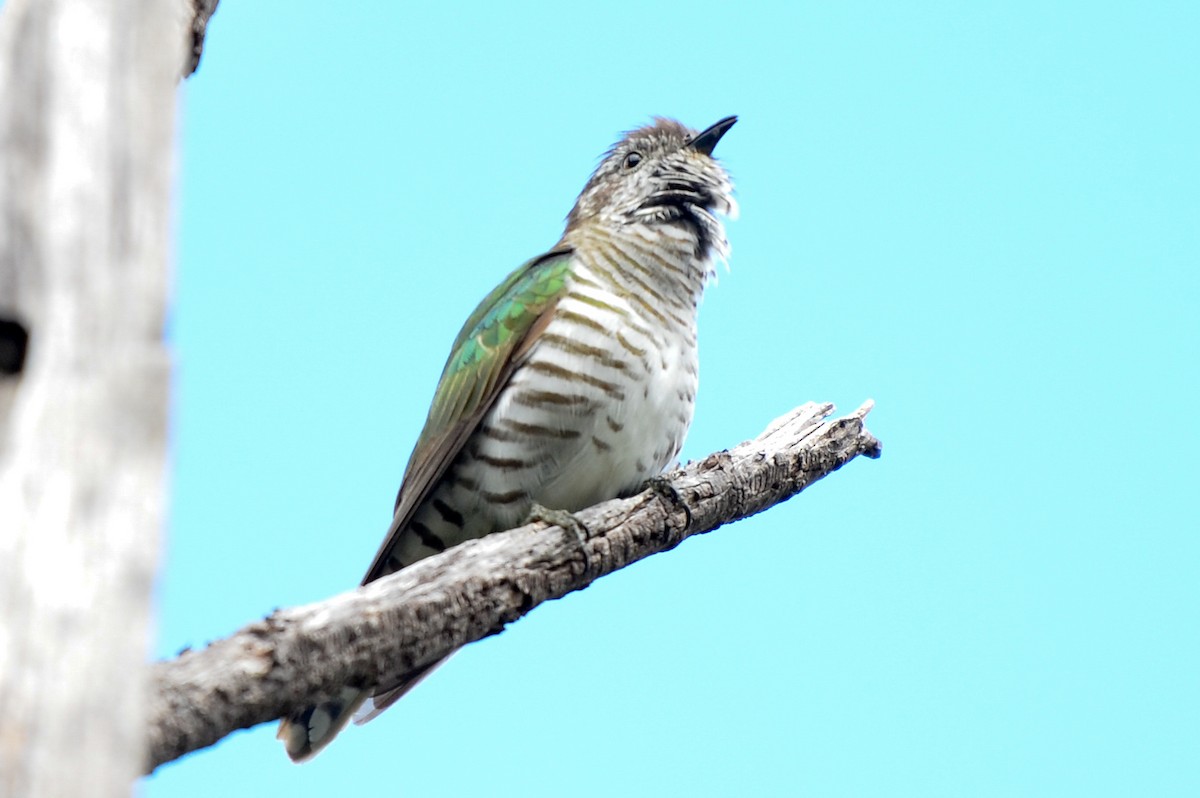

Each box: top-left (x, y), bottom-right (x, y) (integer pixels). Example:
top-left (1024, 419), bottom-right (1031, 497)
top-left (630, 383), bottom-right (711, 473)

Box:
top-left (278, 115), bottom-right (738, 761)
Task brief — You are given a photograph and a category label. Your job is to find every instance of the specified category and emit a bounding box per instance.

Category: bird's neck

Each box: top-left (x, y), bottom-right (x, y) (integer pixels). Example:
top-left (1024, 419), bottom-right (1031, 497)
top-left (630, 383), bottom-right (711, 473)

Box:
top-left (560, 220), bottom-right (718, 312)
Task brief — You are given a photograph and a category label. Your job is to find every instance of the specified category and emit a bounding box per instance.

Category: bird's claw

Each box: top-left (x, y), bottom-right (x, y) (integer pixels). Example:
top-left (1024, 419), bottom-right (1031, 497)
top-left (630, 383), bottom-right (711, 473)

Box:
top-left (526, 503), bottom-right (593, 575)
top-left (641, 475), bottom-right (692, 529)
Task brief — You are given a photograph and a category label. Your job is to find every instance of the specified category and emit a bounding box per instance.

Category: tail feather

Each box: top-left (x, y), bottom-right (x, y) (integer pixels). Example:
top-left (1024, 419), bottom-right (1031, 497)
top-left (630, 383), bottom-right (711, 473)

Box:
top-left (277, 686), bottom-right (369, 762)
top-left (353, 655), bottom-right (450, 726)
top-left (278, 654), bottom-right (455, 761)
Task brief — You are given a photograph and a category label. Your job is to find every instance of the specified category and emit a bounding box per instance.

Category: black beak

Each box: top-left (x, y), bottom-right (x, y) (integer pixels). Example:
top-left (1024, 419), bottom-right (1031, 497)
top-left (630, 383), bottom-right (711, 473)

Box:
top-left (688, 115), bottom-right (737, 156)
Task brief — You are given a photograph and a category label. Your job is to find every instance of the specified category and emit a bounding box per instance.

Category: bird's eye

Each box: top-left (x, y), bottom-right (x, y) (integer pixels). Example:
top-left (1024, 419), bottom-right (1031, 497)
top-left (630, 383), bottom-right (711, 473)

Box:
top-left (622, 151), bottom-right (643, 170)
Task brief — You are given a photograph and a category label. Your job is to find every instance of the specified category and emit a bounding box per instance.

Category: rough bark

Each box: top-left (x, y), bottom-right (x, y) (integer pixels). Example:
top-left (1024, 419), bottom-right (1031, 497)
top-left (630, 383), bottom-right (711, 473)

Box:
top-left (0, 0), bottom-right (184, 795)
top-left (184, 0), bottom-right (220, 76)
top-left (146, 401), bottom-right (881, 771)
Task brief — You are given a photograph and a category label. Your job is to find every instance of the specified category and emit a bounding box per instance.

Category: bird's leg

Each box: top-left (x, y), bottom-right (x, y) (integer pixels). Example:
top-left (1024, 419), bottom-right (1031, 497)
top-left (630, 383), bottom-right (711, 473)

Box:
top-left (640, 475), bottom-right (693, 529)
top-left (526, 503), bottom-right (593, 574)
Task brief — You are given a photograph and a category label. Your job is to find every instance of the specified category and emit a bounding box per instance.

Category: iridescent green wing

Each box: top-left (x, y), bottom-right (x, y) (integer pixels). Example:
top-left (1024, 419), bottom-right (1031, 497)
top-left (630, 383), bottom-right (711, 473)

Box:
top-left (362, 249), bottom-right (574, 583)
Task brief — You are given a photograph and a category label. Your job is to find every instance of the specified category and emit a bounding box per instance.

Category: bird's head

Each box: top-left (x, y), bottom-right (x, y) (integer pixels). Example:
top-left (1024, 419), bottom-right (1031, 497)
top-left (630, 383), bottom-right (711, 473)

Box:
top-left (564, 116), bottom-right (737, 256)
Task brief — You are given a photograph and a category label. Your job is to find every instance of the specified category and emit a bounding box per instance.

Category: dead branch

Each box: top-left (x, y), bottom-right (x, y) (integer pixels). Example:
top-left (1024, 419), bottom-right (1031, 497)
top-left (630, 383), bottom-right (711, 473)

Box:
top-left (146, 401), bottom-right (881, 771)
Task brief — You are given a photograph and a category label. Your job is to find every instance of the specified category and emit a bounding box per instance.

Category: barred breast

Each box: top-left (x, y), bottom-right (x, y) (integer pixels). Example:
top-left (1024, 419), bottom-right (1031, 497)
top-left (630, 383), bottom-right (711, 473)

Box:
top-left (388, 228), bottom-right (707, 569)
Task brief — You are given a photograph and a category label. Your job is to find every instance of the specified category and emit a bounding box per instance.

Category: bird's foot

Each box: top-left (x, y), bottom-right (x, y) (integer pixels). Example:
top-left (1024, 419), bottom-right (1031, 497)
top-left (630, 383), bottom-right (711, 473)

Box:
top-left (640, 475), bottom-right (693, 529)
top-left (526, 503), bottom-right (593, 575)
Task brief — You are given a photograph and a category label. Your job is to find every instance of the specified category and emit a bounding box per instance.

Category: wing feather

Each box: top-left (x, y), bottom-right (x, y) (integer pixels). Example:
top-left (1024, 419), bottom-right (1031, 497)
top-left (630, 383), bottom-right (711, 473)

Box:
top-left (361, 249), bottom-right (574, 584)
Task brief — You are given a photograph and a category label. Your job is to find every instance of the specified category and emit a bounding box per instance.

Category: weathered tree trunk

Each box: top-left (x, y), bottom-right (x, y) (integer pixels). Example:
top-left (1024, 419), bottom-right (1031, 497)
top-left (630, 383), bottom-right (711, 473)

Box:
top-left (0, 0), bottom-right (188, 794)
top-left (146, 401), bottom-right (881, 770)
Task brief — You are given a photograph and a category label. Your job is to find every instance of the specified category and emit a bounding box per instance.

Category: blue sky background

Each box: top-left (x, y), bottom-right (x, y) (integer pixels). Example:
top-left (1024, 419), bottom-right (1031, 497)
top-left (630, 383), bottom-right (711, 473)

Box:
top-left (149, 3), bottom-right (1198, 796)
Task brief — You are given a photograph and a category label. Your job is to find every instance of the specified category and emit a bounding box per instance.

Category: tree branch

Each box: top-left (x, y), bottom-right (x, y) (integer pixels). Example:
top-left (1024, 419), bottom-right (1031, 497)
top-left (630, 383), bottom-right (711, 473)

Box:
top-left (146, 400), bottom-right (881, 771)
top-left (183, 0), bottom-right (220, 77)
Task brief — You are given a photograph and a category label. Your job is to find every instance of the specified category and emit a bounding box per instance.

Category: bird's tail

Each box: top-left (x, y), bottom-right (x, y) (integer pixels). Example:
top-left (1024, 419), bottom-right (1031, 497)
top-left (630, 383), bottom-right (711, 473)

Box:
top-left (277, 686), bottom-right (369, 762)
top-left (277, 654), bottom-right (452, 761)
top-left (352, 657), bottom-right (446, 725)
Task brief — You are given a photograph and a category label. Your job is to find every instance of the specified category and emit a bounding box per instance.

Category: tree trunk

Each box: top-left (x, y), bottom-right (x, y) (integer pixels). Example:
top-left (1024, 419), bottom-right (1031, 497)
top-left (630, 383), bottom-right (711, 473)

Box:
top-left (0, 0), bottom-right (186, 794)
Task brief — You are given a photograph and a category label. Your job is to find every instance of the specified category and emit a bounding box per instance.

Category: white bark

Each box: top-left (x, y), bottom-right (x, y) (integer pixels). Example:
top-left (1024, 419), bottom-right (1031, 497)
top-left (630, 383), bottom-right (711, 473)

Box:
top-left (0, 0), bottom-right (186, 794)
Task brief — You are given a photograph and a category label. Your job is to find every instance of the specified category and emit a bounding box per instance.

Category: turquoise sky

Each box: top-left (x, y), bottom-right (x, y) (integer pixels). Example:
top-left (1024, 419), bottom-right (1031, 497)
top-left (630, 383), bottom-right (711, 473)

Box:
top-left (149, 3), bottom-right (1198, 796)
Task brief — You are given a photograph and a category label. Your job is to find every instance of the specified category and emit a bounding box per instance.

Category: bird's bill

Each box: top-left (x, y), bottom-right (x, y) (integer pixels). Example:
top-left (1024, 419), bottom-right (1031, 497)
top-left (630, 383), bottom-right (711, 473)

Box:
top-left (688, 115), bottom-right (737, 156)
